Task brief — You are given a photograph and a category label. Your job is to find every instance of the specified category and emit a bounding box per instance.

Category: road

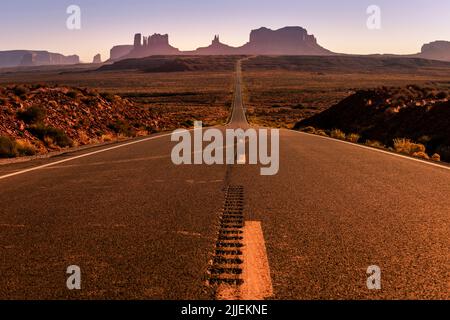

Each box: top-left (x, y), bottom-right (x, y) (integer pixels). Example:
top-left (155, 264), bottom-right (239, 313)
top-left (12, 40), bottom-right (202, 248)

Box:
top-left (0, 60), bottom-right (449, 299)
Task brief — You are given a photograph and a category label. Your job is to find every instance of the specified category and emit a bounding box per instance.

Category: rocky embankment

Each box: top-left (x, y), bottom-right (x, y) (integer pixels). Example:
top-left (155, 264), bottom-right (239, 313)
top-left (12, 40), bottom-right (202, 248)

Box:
top-left (296, 85), bottom-right (450, 161)
top-left (0, 85), bottom-right (160, 158)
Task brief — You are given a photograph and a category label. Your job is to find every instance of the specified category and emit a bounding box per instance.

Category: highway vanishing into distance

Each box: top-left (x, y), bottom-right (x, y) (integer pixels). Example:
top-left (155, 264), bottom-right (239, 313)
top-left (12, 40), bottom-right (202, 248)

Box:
top-left (0, 60), bottom-right (449, 300)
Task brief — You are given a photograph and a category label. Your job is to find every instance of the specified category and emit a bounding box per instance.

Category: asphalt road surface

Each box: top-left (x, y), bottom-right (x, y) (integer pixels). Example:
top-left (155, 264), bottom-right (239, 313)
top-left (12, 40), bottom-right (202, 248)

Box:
top-left (0, 60), bottom-right (449, 300)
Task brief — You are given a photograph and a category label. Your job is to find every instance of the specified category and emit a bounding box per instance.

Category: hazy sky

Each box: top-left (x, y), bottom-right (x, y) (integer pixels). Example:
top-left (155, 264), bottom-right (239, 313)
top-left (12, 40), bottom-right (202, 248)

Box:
top-left (1, 0), bottom-right (450, 62)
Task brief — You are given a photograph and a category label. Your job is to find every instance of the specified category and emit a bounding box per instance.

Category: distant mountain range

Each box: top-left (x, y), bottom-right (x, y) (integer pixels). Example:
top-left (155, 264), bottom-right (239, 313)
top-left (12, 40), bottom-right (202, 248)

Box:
top-left (110, 27), bottom-right (331, 61)
top-left (0, 50), bottom-right (79, 68)
top-left (109, 27), bottom-right (450, 62)
top-left (1, 27), bottom-right (450, 68)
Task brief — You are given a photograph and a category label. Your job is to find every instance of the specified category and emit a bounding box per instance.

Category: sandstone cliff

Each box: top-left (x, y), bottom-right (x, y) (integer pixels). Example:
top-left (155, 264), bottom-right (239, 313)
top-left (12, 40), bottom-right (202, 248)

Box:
top-left (0, 50), bottom-right (79, 68)
top-left (237, 26), bottom-right (331, 55)
top-left (112, 26), bottom-right (333, 61)
top-left (417, 41), bottom-right (450, 61)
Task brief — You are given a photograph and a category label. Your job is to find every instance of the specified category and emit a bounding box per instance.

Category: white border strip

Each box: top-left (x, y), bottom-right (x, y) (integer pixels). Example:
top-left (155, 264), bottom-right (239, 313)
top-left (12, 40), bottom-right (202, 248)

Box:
top-left (0, 133), bottom-right (173, 181)
top-left (287, 129), bottom-right (450, 171)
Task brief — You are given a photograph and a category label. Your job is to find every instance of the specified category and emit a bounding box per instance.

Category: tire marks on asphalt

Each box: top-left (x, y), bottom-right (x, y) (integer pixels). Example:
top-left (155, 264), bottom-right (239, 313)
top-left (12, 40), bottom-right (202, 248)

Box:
top-left (208, 186), bottom-right (273, 300)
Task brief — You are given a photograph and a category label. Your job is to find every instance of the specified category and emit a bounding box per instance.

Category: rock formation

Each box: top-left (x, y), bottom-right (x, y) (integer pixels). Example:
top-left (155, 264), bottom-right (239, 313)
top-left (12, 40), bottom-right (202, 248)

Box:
top-left (93, 54), bottom-right (102, 64)
top-left (134, 33), bottom-right (142, 48)
top-left (125, 33), bottom-right (180, 59)
top-left (0, 50), bottom-right (79, 68)
top-left (417, 41), bottom-right (450, 61)
top-left (110, 45), bottom-right (134, 61)
top-left (192, 35), bottom-right (237, 55)
top-left (237, 26), bottom-right (331, 55)
top-left (112, 26), bottom-right (332, 61)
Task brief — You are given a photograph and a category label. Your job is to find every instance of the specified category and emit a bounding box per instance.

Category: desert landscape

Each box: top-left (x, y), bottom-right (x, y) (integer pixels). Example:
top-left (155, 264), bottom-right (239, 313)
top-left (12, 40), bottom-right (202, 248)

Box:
top-left (2, 26), bottom-right (450, 161)
top-left (2, 53), bottom-right (450, 162)
top-left (1, 1), bottom-right (450, 306)
top-left (0, 57), bottom-right (238, 158)
top-left (240, 56), bottom-right (450, 162)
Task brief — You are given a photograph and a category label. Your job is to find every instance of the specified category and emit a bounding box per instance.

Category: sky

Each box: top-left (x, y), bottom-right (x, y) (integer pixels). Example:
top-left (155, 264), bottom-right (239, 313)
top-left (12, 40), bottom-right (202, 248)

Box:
top-left (1, 0), bottom-right (450, 62)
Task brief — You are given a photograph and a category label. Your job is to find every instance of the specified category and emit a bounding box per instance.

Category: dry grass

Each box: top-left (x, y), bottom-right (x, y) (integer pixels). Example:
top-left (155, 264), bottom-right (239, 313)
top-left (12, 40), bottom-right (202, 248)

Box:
top-left (300, 127), bottom-right (443, 162)
top-left (330, 129), bottom-right (346, 140)
top-left (393, 138), bottom-right (439, 160)
top-left (316, 129), bottom-right (328, 137)
top-left (15, 139), bottom-right (36, 156)
top-left (412, 151), bottom-right (430, 160)
top-left (346, 133), bottom-right (360, 143)
top-left (100, 133), bottom-right (114, 142)
top-left (78, 131), bottom-right (91, 145)
top-left (0, 136), bottom-right (36, 157)
top-left (393, 138), bottom-right (426, 155)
